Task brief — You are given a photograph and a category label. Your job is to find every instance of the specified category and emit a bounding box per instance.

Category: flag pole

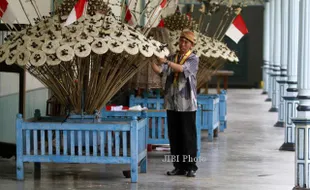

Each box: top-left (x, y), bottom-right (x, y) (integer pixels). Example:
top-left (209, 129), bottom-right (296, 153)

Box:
top-left (144, 0), bottom-right (172, 36)
top-left (216, 0), bottom-right (237, 40)
top-left (0, 8), bottom-right (18, 32)
top-left (217, 9), bottom-right (234, 41)
top-left (0, 17), bottom-right (14, 32)
top-left (122, 0), bottom-right (134, 23)
top-left (196, 3), bottom-right (206, 44)
top-left (204, 14), bottom-right (213, 36)
top-left (18, 0), bottom-right (32, 25)
top-left (142, 0), bottom-right (163, 34)
top-left (27, 0), bottom-right (41, 19)
top-left (0, 6), bottom-right (24, 31)
top-left (32, 0), bottom-right (42, 18)
top-left (138, 0), bottom-right (151, 26)
top-left (213, 6), bottom-right (230, 39)
top-left (215, 8), bottom-right (232, 40)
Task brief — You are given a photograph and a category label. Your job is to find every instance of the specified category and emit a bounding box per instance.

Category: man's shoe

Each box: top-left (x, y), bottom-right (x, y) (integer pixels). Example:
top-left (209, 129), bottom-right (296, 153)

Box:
top-left (186, 170), bottom-right (196, 177)
top-left (167, 169), bottom-right (186, 176)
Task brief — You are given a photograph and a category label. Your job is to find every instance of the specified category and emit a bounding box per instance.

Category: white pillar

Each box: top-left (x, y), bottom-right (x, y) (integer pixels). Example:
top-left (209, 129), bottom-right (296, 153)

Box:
top-left (274, 0), bottom-right (289, 127)
top-left (269, 0), bottom-right (281, 112)
top-left (280, 0), bottom-right (299, 151)
top-left (266, 0), bottom-right (275, 102)
top-left (262, 0), bottom-right (270, 95)
top-left (293, 0), bottom-right (310, 189)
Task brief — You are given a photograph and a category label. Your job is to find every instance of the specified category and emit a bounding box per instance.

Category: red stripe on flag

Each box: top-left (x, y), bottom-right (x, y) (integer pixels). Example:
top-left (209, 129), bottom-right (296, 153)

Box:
top-left (160, 0), bottom-right (167, 8)
top-left (158, 19), bottom-right (164, 28)
top-left (125, 5), bottom-right (132, 22)
top-left (0, 0), bottom-right (8, 17)
top-left (233, 14), bottom-right (248, 35)
top-left (74, 0), bottom-right (87, 19)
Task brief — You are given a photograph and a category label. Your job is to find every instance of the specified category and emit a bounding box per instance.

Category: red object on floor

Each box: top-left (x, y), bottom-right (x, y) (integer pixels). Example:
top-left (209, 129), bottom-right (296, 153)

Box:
top-left (106, 105), bottom-right (129, 111)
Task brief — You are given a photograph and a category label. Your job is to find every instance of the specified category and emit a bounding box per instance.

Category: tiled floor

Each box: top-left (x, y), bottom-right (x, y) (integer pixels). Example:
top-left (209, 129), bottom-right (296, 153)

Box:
top-left (0, 89), bottom-right (294, 190)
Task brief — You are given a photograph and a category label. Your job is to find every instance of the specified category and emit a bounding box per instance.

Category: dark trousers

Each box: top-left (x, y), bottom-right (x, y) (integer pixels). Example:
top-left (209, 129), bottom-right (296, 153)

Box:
top-left (167, 110), bottom-right (198, 171)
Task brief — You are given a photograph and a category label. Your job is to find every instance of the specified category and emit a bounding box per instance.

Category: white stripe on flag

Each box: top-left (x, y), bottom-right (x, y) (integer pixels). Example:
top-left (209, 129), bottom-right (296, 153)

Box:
top-left (225, 24), bottom-right (244, 44)
top-left (1, 4), bottom-right (16, 26)
top-left (64, 8), bottom-right (77, 26)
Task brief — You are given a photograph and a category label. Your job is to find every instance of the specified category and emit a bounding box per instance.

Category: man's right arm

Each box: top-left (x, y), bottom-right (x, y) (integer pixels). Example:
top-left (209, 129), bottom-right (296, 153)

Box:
top-left (151, 62), bottom-right (162, 75)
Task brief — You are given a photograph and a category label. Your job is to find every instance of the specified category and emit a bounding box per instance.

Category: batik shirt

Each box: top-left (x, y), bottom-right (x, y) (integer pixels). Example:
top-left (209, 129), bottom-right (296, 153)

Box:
top-left (161, 52), bottom-right (199, 112)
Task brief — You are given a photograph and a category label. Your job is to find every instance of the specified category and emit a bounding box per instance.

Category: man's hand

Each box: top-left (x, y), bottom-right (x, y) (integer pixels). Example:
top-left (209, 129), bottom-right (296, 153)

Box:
top-left (158, 57), bottom-right (167, 65)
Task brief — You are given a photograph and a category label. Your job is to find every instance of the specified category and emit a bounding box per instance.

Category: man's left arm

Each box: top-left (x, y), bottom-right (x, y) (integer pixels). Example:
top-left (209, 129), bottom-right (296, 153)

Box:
top-left (182, 55), bottom-right (199, 78)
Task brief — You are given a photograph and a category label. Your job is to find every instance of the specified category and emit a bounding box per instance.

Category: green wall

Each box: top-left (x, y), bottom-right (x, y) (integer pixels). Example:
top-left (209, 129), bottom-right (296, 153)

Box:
top-left (0, 88), bottom-right (48, 144)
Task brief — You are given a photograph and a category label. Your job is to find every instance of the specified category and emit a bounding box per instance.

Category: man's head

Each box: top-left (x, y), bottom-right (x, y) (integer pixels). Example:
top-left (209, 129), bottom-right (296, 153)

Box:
top-left (179, 30), bottom-right (196, 54)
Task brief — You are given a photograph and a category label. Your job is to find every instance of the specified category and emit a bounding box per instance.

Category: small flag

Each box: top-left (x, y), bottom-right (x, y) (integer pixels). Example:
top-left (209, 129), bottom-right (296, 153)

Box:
top-left (157, 18), bottom-right (164, 28)
top-left (64, 0), bottom-right (88, 26)
top-left (225, 14), bottom-right (248, 44)
top-left (153, 0), bottom-right (167, 19)
top-left (147, 0), bottom-right (167, 28)
top-left (186, 12), bottom-right (191, 20)
top-left (0, 0), bottom-right (17, 26)
top-left (125, 4), bottom-right (135, 26)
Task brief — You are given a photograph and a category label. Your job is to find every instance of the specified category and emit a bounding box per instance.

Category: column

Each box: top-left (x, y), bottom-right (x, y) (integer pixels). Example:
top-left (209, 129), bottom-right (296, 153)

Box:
top-left (280, 0), bottom-right (299, 151)
top-left (292, 0), bottom-right (310, 189)
top-left (266, 0), bottom-right (275, 102)
top-left (262, 0), bottom-right (270, 95)
top-left (274, 0), bottom-right (289, 127)
top-left (269, 0), bottom-right (281, 112)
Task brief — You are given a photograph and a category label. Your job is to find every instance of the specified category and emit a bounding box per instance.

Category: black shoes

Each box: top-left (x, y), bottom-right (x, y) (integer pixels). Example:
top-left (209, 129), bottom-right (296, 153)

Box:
top-left (186, 170), bottom-right (196, 177)
top-left (167, 169), bottom-right (196, 177)
top-left (167, 168), bottom-right (187, 176)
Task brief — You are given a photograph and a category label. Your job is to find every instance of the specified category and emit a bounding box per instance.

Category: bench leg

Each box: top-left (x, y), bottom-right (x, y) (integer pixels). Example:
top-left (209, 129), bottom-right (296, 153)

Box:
top-left (220, 121), bottom-right (225, 132)
top-left (130, 162), bottom-right (138, 183)
top-left (140, 157), bottom-right (147, 173)
top-left (208, 129), bottom-right (214, 142)
top-left (16, 159), bottom-right (24, 180)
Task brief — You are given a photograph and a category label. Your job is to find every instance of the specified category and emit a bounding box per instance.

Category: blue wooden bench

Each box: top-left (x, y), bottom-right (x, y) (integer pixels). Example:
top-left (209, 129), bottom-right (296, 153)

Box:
top-left (130, 89), bottom-right (227, 142)
top-left (128, 95), bottom-right (201, 157)
top-left (16, 110), bottom-right (148, 183)
top-left (197, 94), bottom-right (220, 142)
top-left (129, 94), bottom-right (164, 110)
top-left (219, 90), bottom-right (227, 132)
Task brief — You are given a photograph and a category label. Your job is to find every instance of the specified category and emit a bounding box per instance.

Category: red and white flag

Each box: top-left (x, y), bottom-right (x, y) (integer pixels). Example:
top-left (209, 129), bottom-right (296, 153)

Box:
top-left (157, 18), bottom-right (164, 28)
top-left (153, 0), bottom-right (167, 19)
top-left (64, 0), bottom-right (88, 26)
top-left (0, 0), bottom-right (17, 26)
top-left (125, 4), bottom-right (135, 26)
top-left (225, 14), bottom-right (248, 44)
top-left (148, 0), bottom-right (167, 27)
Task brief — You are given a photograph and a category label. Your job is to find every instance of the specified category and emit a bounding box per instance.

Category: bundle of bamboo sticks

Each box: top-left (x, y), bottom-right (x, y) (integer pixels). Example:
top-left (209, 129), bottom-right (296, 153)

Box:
top-left (0, 1), bottom-right (170, 115)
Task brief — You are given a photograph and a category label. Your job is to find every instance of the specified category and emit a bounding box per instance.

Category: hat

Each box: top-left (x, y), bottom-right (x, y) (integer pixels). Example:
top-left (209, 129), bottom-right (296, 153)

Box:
top-left (180, 30), bottom-right (196, 44)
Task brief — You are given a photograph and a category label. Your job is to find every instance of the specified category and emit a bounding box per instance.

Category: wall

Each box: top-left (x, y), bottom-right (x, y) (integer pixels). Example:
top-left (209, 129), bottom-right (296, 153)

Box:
top-left (10, 0), bottom-right (53, 24)
top-left (190, 5), bottom-right (264, 88)
top-left (0, 71), bottom-right (48, 144)
top-left (0, 0), bottom-right (51, 144)
top-left (0, 87), bottom-right (48, 144)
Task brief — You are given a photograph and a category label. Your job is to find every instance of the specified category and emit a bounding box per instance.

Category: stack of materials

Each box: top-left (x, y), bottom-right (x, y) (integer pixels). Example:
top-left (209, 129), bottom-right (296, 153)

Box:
top-left (0, 0), bottom-right (169, 114)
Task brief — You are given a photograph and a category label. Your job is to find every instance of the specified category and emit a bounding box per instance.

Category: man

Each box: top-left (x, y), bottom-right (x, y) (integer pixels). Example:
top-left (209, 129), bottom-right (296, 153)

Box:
top-left (151, 30), bottom-right (199, 177)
